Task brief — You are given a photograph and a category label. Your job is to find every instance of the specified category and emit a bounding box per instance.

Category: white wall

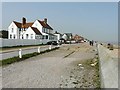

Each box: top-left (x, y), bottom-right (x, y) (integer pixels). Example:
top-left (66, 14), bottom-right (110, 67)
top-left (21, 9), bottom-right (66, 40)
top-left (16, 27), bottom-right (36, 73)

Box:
top-left (0, 39), bottom-right (49, 47)
top-left (32, 20), bottom-right (43, 34)
top-left (54, 34), bottom-right (62, 41)
top-left (23, 27), bottom-right (36, 39)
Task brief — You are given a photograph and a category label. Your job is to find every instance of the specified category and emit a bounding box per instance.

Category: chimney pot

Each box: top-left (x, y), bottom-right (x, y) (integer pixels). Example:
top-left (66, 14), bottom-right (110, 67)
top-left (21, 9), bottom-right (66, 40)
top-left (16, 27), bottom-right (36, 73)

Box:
top-left (44, 18), bottom-right (47, 23)
top-left (22, 17), bottom-right (26, 26)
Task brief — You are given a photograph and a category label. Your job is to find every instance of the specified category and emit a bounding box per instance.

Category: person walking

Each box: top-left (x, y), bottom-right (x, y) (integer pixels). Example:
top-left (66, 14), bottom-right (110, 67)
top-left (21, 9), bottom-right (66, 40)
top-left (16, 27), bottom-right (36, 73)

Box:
top-left (91, 40), bottom-right (94, 46)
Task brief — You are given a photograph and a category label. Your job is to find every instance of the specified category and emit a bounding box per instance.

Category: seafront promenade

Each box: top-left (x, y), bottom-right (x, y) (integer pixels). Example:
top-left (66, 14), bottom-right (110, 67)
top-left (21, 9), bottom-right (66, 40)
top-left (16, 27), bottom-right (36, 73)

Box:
top-left (0, 42), bottom-right (118, 88)
top-left (2, 43), bottom-right (100, 88)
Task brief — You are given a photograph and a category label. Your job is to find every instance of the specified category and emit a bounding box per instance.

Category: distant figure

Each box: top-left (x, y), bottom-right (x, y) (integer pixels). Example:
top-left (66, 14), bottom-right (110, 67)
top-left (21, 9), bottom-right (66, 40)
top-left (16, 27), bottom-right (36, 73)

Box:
top-left (91, 40), bottom-right (94, 46)
top-left (89, 41), bottom-right (92, 46)
top-left (89, 40), bottom-right (94, 46)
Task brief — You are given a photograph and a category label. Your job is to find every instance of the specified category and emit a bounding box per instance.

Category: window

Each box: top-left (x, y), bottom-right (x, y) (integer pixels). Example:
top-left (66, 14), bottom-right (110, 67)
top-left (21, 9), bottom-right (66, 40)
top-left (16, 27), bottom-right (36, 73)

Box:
top-left (10, 34), bottom-right (12, 39)
top-left (26, 34), bottom-right (29, 39)
top-left (31, 34), bottom-right (33, 39)
top-left (40, 36), bottom-right (42, 39)
top-left (42, 28), bottom-right (46, 33)
top-left (19, 28), bottom-right (21, 31)
top-left (42, 36), bottom-right (44, 39)
top-left (42, 28), bottom-right (44, 33)
top-left (13, 35), bottom-right (15, 39)
top-left (44, 28), bottom-right (46, 33)
top-left (46, 35), bottom-right (48, 39)
top-left (22, 35), bottom-right (24, 39)
top-left (35, 35), bottom-right (41, 39)
top-left (11, 28), bottom-right (14, 33)
top-left (45, 29), bottom-right (48, 33)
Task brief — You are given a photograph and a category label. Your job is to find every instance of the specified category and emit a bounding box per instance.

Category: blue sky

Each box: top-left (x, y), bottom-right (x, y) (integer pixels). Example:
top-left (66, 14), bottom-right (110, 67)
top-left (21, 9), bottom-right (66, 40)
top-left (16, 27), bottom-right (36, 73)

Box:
top-left (2, 2), bottom-right (118, 42)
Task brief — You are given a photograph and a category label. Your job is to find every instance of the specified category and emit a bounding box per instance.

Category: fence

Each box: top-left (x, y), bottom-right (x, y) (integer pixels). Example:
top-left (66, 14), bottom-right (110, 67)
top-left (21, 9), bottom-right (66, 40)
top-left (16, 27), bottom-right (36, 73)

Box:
top-left (1, 45), bottom-right (59, 60)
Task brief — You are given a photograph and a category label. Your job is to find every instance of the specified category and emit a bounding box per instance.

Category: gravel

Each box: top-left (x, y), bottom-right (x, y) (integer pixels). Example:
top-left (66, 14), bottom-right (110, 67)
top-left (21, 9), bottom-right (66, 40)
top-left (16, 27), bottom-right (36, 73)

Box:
top-left (2, 43), bottom-right (100, 88)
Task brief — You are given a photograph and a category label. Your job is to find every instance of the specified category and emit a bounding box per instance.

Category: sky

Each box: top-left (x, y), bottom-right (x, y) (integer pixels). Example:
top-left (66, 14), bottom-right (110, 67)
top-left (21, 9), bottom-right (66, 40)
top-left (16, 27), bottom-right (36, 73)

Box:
top-left (2, 2), bottom-right (118, 42)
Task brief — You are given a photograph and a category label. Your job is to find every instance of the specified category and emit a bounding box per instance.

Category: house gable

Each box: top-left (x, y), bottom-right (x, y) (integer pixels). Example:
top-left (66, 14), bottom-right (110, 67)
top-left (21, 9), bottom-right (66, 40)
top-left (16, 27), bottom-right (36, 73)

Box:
top-left (37, 20), bottom-right (53, 30)
top-left (32, 20), bottom-right (43, 33)
top-left (8, 21), bottom-right (19, 39)
top-left (8, 21), bottom-right (18, 30)
top-left (31, 27), bottom-right (42, 35)
top-left (23, 27), bottom-right (42, 39)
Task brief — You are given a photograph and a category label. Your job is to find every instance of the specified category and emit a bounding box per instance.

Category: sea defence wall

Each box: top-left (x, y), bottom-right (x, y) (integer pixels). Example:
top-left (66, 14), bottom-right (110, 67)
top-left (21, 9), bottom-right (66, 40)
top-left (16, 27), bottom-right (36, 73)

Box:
top-left (98, 44), bottom-right (118, 88)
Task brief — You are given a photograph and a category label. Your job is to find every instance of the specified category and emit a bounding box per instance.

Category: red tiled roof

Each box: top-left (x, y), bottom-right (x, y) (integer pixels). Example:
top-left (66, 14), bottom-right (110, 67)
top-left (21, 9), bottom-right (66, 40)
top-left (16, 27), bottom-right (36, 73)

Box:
top-left (38, 20), bottom-right (53, 30)
top-left (31, 27), bottom-right (42, 35)
top-left (23, 22), bottom-right (34, 28)
top-left (13, 21), bottom-right (22, 28)
top-left (13, 21), bottom-right (33, 28)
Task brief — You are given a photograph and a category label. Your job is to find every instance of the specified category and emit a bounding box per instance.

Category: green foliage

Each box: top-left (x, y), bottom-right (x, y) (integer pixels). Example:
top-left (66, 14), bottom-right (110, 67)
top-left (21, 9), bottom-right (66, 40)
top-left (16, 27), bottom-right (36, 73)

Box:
top-left (0, 30), bottom-right (8, 39)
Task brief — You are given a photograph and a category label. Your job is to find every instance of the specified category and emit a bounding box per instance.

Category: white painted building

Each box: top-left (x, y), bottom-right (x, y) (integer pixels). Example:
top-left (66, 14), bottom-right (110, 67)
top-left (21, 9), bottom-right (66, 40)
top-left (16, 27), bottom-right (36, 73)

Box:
top-left (62, 33), bottom-right (72, 41)
top-left (8, 17), bottom-right (57, 42)
top-left (8, 21), bottom-right (21, 39)
top-left (62, 34), bottom-right (68, 40)
top-left (23, 27), bottom-right (42, 39)
top-left (54, 31), bottom-right (62, 43)
top-left (32, 19), bottom-right (57, 41)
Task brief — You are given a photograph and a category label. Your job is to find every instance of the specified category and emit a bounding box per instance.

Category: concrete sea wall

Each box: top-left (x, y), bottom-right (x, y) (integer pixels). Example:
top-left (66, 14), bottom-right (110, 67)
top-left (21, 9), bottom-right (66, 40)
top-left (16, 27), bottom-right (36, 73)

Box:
top-left (98, 44), bottom-right (118, 88)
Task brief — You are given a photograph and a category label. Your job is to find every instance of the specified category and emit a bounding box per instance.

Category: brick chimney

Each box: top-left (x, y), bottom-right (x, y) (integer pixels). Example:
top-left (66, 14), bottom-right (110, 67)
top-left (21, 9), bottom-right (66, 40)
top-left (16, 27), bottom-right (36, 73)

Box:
top-left (22, 17), bottom-right (26, 27)
top-left (44, 18), bottom-right (47, 23)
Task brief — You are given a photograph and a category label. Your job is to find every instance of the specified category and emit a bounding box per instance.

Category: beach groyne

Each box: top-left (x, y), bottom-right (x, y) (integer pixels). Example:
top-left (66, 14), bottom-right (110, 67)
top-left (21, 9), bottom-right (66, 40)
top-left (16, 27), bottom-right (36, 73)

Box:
top-left (97, 44), bottom-right (118, 88)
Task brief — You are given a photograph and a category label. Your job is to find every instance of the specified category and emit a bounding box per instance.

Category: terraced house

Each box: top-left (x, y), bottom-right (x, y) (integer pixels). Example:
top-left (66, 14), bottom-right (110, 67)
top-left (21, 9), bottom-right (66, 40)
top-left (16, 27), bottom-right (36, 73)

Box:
top-left (8, 17), bottom-right (57, 41)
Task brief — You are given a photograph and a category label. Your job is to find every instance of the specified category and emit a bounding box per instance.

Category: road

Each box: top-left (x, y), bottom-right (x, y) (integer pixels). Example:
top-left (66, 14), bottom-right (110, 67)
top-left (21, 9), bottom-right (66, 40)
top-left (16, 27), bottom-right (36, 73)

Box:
top-left (0, 45), bottom-right (53, 60)
top-left (2, 43), bottom-right (100, 88)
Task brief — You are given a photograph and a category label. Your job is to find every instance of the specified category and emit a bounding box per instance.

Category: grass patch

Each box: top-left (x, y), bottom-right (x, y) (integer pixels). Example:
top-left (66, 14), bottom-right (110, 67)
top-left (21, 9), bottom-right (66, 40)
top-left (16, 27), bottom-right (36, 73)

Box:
top-left (1, 44), bottom-right (47, 50)
top-left (1, 47), bottom-right (59, 66)
top-left (92, 57), bottom-right (101, 88)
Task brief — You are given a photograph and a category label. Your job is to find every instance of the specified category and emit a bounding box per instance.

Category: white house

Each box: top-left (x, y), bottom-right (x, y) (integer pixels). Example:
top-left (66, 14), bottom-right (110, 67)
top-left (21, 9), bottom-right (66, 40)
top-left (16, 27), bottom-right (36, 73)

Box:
top-left (8, 17), bottom-right (57, 42)
top-left (32, 18), bottom-right (57, 41)
top-left (62, 33), bottom-right (72, 41)
top-left (8, 17), bottom-right (33, 39)
top-left (54, 31), bottom-right (62, 43)
top-left (23, 27), bottom-right (42, 39)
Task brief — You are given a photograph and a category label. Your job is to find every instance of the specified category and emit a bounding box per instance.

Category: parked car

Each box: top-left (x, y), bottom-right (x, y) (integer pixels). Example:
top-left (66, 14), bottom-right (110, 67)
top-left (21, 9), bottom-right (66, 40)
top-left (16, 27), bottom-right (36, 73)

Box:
top-left (52, 41), bottom-right (58, 45)
top-left (47, 41), bottom-right (52, 45)
top-left (47, 41), bottom-right (58, 45)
